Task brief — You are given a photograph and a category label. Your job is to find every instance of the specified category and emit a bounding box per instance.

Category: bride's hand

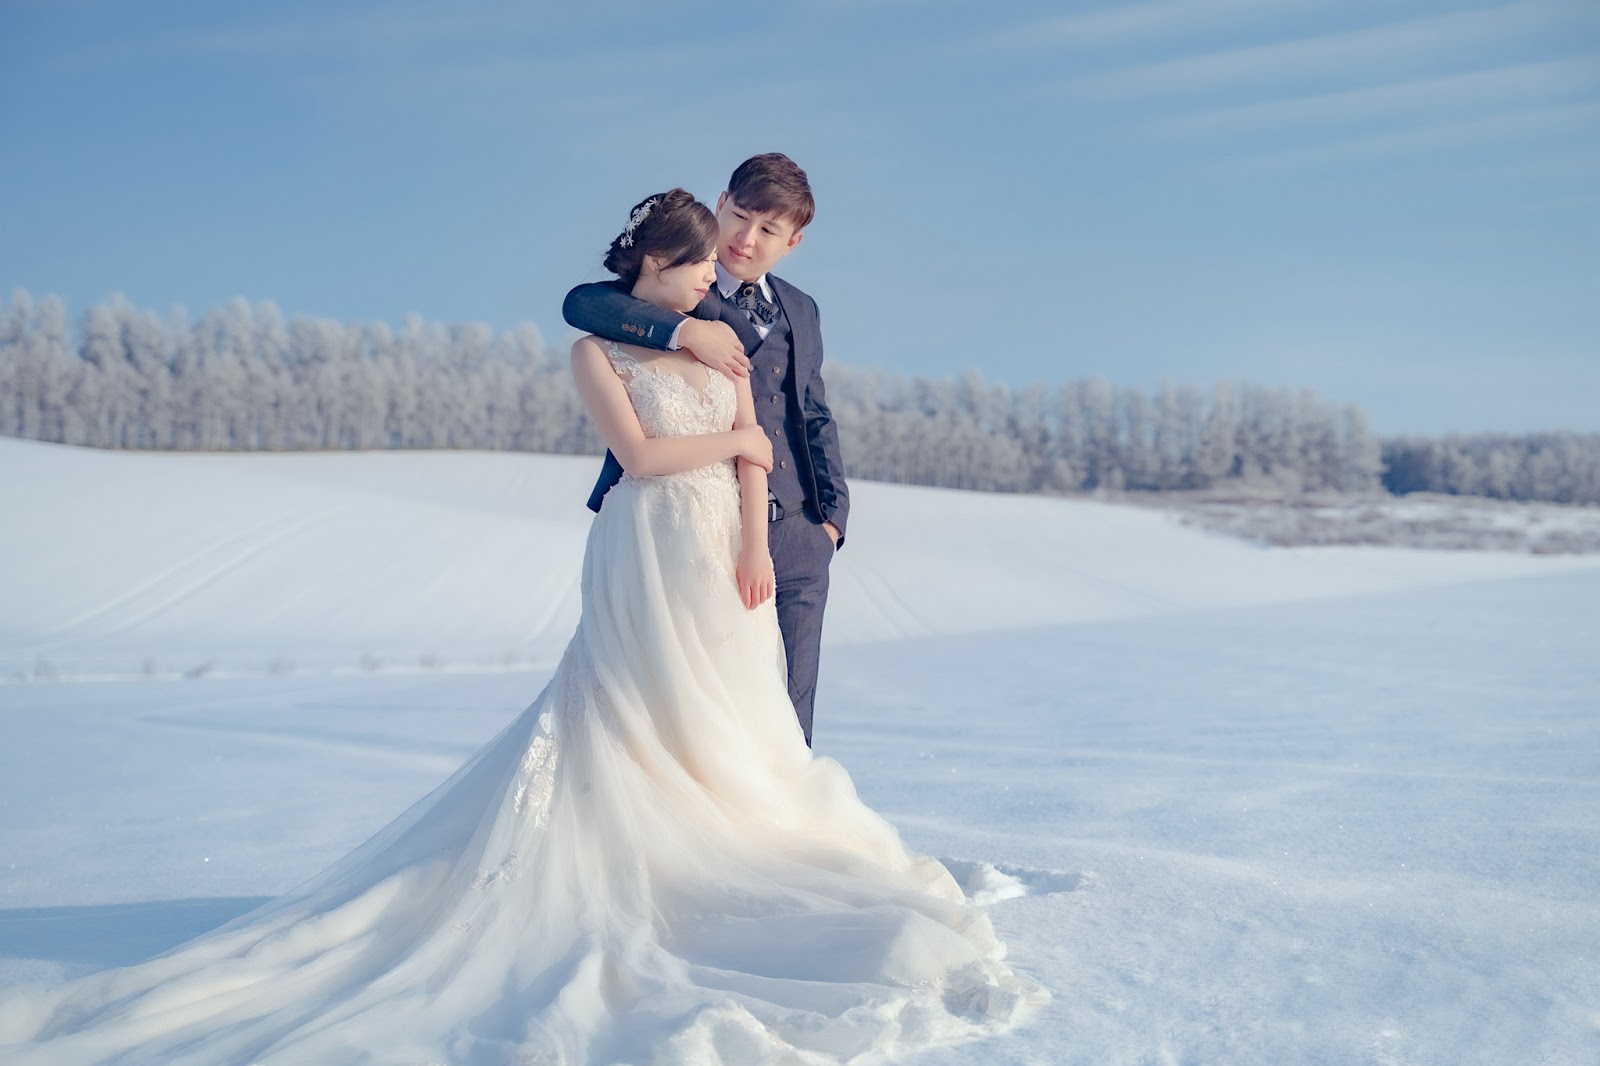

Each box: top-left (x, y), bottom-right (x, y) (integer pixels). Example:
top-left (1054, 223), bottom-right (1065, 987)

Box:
top-left (734, 426), bottom-right (773, 471)
top-left (737, 546), bottom-right (775, 609)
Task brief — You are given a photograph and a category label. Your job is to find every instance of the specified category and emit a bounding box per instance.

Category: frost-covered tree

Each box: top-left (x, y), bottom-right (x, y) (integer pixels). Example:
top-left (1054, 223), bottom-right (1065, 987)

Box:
top-left (4, 293), bottom-right (74, 443)
top-left (1381, 433), bottom-right (1600, 505)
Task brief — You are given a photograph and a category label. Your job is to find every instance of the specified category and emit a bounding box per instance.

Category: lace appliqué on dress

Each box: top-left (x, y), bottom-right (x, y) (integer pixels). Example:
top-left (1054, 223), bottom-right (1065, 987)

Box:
top-left (477, 658), bottom-right (580, 890)
top-left (513, 711), bottom-right (558, 827)
top-left (473, 851), bottom-right (520, 890)
top-left (694, 546), bottom-right (734, 594)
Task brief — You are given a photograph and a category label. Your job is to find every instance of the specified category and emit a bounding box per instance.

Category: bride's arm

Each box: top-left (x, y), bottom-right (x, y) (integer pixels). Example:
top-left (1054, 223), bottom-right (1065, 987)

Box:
top-left (571, 337), bottom-right (772, 478)
top-left (732, 374), bottom-right (775, 609)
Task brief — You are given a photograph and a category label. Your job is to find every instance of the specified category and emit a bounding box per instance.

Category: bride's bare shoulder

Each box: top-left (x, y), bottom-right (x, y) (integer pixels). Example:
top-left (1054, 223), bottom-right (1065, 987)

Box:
top-left (569, 336), bottom-right (612, 380)
top-left (571, 335), bottom-right (627, 367)
top-left (573, 335), bottom-right (647, 360)
top-left (571, 337), bottom-right (646, 389)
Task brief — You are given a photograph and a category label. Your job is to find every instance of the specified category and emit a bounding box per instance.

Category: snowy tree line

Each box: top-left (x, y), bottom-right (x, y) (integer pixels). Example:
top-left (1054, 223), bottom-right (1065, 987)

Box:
top-left (1382, 434), bottom-right (1600, 505)
top-left (1, 291), bottom-right (1593, 504)
top-left (0, 292), bottom-right (598, 455)
top-left (826, 367), bottom-right (1382, 494)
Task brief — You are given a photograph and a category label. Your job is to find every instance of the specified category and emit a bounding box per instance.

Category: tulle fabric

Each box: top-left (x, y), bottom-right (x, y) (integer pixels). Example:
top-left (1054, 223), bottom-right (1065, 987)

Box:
top-left (0, 354), bottom-right (1045, 1064)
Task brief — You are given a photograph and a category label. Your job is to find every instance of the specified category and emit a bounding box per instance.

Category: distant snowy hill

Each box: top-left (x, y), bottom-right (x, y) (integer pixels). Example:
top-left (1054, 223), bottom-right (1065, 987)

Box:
top-left (3, 437), bottom-right (1594, 681)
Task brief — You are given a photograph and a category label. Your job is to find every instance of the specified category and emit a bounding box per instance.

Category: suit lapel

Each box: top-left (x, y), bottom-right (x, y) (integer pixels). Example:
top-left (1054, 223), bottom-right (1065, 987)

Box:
top-left (768, 276), bottom-right (810, 354)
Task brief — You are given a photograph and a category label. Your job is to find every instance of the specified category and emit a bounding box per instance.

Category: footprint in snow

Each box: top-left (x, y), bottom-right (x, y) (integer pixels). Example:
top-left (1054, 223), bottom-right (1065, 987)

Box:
top-left (939, 858), bottom-right (1084, 905)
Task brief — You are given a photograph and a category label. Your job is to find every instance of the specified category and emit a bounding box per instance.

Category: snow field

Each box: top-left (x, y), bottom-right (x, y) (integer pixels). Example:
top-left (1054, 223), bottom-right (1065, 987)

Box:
top-left (1, 437), bottom-right (1598, 1063)
top-left (4, 437), bottom-right (1592, 680)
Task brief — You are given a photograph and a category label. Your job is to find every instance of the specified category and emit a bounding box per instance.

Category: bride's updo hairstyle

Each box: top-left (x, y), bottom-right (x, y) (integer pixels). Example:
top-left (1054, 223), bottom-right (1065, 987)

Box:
top-left (604, 188), bottom-right (719, 286)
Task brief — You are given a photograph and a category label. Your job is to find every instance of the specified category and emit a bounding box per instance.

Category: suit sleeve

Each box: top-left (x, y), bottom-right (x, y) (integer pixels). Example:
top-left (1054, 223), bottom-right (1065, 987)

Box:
top-left (801, 298), bottom-right (850, 545)
top-left (562, 279), bottom-right (685, 351)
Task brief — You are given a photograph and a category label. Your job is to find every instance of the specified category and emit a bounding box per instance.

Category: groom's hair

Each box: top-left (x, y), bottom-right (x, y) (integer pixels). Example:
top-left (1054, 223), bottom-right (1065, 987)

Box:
top-left (727, 153), bottom-right (815, 231)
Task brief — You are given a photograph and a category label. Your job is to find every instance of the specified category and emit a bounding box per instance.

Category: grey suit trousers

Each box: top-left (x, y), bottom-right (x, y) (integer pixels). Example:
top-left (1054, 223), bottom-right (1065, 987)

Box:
top-left (768, 508), bottom-right (835, 747)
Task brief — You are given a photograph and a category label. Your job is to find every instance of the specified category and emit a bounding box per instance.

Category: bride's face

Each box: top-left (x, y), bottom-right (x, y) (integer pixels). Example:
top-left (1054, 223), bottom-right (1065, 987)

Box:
top-left (646, 252), bottom-right (717, 313)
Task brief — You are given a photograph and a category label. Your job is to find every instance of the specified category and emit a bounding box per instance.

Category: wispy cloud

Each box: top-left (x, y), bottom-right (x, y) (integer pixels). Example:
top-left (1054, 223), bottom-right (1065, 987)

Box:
top-left (985, 0), bottom-right (1324, 50)
top-left (1233, 98), bottom-right (1600, 170)
top-left (1075, 1), bottom-right (1593, 97)
top-left (66, 5), bottom-right (554, 68)
top-left (1470, 149), bottom-right (1600, 184)
top-left (1158, 57), bottom-right (1600, 135)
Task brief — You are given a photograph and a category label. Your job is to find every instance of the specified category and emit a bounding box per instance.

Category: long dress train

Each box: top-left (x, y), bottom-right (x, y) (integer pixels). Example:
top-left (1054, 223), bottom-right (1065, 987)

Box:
top-left (0, 343), bottom-right (1046, 1064)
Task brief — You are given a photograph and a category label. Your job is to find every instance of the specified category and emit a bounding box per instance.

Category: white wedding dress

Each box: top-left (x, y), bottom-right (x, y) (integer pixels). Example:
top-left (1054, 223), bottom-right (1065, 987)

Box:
top-left (0, 344), bottom-right (1045, 1065)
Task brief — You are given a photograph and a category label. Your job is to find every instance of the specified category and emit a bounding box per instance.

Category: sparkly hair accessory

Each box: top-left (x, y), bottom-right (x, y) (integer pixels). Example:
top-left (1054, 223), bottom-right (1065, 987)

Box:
top-left (619, 198), bottom-right (657, 248)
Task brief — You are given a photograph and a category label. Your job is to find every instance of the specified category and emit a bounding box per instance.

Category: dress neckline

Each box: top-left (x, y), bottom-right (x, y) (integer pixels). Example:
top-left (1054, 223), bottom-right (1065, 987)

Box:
top-left (605, 341), bottom-right (721, 406)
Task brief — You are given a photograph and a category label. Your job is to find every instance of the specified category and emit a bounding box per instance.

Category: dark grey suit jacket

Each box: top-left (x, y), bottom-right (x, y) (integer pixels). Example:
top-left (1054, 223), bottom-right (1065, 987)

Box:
top-left (562, 277), bottom-right (850, 542)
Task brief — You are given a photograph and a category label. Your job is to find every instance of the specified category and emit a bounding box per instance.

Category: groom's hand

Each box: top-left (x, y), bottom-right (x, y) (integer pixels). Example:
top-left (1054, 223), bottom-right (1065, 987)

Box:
top-left (680, 319), bottom-right (750, 379)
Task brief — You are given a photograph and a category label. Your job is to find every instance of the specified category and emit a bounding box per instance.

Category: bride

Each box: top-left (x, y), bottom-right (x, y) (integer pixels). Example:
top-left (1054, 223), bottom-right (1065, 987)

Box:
top-left (0, 191), bottom-right (1045, 1065)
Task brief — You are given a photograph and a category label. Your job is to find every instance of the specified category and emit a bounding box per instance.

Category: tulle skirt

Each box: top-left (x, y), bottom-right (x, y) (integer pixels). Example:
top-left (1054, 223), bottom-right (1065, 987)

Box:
top-left (0, 472), bottom-right (1044, 1064)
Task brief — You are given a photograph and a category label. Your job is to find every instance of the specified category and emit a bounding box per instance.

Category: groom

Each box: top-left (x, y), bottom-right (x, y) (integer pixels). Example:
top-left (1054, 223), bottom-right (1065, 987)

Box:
top-left (563, 152), bottom-right (847, 748)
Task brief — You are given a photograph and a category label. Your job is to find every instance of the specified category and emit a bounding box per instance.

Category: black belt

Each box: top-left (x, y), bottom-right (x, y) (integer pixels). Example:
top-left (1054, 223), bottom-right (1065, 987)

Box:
top-left (767, 498), bottom-right (805, 522)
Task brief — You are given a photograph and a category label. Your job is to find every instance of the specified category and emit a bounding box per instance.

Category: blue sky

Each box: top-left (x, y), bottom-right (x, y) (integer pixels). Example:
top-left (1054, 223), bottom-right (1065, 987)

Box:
top-left (2, 0), bottom-right (1597, 434)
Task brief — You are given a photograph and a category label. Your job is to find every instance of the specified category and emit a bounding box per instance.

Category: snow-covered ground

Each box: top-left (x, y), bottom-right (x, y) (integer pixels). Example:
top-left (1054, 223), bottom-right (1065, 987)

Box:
top-left (2, 437), bottom-right (1597, 1064)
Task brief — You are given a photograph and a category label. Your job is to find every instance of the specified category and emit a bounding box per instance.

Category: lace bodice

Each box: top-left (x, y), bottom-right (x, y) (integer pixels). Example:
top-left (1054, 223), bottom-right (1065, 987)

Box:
top-left (605, 342), bottom-right (736, 440)
top-left (603, 341), bottom-right (740, 527)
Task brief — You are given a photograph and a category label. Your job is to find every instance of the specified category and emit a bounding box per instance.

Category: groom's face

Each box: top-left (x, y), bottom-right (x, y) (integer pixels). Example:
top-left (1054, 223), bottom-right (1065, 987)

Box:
top-left (715, 191), bottom-right (803, 282)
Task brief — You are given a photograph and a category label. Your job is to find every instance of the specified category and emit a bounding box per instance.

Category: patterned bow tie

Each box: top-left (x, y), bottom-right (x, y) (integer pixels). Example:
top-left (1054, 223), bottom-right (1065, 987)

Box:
top-left (734, 281), bottom-right (779, 326)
